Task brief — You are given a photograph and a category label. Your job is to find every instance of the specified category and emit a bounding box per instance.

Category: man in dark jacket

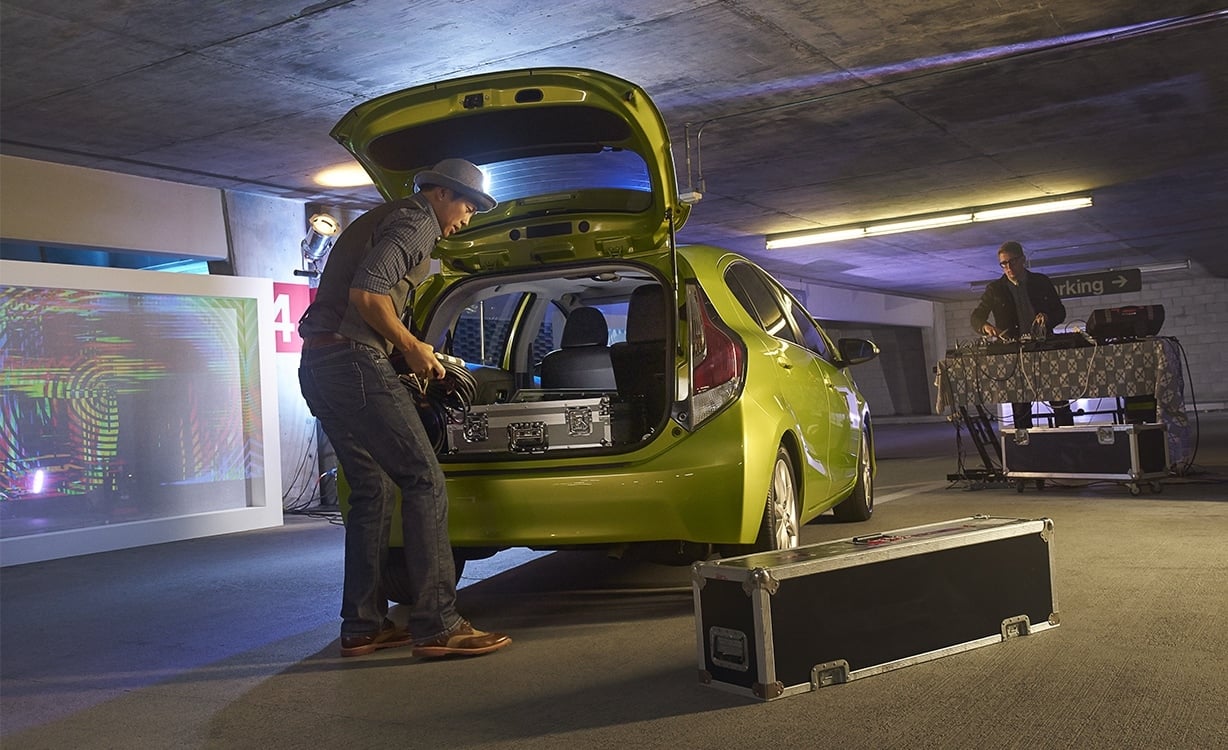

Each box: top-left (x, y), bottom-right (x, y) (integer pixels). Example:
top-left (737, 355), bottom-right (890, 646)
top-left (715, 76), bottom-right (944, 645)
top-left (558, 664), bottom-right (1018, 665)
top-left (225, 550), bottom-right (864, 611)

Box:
top-left (970, 241), bottom-right (1073, 428)
top-left (971, 241), bottom-right (1065, 340)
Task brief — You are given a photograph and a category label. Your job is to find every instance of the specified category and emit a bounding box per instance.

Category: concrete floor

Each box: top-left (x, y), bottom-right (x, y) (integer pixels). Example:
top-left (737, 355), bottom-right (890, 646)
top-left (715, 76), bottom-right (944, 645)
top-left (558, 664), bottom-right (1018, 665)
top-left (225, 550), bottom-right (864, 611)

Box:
top-left (2, 413), bottom-right (1227, 749)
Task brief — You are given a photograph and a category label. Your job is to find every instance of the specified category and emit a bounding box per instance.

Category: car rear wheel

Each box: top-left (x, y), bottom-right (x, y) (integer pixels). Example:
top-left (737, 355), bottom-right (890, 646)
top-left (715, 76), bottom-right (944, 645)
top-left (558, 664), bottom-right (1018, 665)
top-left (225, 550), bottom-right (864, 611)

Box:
top-left (833, 428), bottom-right (874, 522)
top-left (754, 445), bottom-right (800, 552)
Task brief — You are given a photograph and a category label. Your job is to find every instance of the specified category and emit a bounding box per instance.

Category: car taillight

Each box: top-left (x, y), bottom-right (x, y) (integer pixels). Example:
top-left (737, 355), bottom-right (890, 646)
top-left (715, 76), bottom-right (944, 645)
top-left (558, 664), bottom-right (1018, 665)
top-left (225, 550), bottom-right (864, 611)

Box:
top-left (687, 284), bottom-right (744, 429)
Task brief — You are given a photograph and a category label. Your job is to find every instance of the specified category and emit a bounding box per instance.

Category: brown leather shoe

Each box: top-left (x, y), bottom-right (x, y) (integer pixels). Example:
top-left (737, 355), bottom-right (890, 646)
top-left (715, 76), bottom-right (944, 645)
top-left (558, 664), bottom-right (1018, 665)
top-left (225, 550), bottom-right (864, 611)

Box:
top-left (339, 620), bottom-right (411, 657)
top-left (412, 619), bottom-right (511, 658)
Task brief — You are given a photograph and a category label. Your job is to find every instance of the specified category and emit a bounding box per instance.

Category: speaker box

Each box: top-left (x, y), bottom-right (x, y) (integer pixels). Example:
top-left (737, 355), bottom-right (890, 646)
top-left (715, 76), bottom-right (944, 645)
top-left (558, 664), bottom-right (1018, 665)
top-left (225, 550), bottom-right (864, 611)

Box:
top-left (1087, 305), bottom-right (1165, 340)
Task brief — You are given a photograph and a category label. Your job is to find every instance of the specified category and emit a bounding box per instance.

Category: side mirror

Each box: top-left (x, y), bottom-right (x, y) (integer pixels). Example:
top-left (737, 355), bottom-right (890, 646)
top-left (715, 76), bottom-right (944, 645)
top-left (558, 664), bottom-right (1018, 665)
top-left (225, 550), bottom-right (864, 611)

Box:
top-left (837, 337), bottom-right (879, 367)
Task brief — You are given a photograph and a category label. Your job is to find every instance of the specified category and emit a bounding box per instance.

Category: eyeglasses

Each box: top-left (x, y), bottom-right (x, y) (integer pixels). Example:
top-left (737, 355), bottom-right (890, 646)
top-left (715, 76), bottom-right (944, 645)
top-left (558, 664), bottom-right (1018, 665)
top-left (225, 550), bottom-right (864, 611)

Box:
top-left (999, 256), bottom-right (1025, 268)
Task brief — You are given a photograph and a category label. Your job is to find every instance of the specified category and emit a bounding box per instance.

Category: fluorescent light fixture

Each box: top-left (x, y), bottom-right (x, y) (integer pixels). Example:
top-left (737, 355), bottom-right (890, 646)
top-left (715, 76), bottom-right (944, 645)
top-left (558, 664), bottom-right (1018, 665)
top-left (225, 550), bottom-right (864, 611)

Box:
top-left (773, 227), bottom-right (864, 246)
top-left (972, 195), bottom-right (1093, 221)
top-left (869, 212), bottom-right (973, 235)
top-left (1114, 259), bottom-right (1190, 274)
top-left (765, 193), bottom-right (1093, 249)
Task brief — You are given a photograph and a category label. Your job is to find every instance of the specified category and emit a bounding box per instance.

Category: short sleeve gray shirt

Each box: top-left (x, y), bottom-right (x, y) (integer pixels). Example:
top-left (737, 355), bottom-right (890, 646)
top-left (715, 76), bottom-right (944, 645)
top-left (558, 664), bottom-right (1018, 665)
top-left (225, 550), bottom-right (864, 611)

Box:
top-left (298, 193), bottom-right (443, 353)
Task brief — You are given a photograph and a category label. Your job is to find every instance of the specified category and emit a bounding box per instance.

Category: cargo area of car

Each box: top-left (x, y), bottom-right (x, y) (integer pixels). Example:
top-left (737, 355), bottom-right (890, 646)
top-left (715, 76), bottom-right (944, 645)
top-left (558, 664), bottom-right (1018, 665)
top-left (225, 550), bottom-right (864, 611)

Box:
top-left (415, 261), bottom-right (675, 458)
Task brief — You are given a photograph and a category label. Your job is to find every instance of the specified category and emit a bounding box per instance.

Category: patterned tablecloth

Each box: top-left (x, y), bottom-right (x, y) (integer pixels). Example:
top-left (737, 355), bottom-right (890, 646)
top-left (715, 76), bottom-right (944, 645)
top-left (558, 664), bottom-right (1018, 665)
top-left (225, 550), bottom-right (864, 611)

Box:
top-left (935, 337), bottom-right (1189, 465)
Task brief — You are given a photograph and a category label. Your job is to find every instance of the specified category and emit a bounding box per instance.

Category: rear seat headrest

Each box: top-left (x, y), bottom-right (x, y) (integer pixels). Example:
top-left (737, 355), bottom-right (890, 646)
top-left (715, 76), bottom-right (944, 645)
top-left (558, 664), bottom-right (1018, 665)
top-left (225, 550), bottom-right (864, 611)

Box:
top-left (625, 285), bottom-right (665, 343)
top-left (560, 306), bottom-right (609, 348)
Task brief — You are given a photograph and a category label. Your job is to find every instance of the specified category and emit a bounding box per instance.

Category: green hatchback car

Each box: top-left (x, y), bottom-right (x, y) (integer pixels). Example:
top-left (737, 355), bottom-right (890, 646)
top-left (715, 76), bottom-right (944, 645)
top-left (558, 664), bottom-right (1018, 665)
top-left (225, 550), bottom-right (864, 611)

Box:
top-left (330, 68), bottom-right (879, 597)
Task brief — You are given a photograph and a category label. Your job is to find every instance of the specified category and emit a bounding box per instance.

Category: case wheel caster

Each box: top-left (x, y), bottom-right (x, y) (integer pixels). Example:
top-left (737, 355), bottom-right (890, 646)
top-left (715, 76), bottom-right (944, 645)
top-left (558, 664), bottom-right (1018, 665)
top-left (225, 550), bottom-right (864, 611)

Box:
top-left (1016, 480), bottom-right (1025, 493)
top-left (1128, 483), bottom-right (1142, 496)
top-left (1149, 481), bottom-right (1163, 494)
top-left (1035, 479), bottom-right (1045, 491)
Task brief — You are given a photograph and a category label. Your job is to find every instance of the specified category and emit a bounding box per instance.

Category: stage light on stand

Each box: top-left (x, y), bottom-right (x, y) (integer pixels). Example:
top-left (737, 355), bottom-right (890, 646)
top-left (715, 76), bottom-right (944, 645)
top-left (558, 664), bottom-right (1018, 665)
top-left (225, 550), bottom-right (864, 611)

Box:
top-left (295, 212), bottom-right (341, 284)
top-left (301, 213), bottom-right (340, 261)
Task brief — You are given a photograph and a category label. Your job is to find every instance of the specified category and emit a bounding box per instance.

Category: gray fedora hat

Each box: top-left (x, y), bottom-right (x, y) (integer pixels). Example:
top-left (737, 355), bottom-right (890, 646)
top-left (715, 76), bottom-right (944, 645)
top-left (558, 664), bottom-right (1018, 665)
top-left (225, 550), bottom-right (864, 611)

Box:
top-left (413, 158), bottom-right (497, 212)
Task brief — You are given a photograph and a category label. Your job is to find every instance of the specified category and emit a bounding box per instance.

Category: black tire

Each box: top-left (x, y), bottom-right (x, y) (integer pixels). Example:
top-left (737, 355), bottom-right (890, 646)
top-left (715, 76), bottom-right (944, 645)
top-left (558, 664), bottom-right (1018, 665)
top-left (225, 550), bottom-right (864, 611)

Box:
top-left (833, 428), bottom-right (874, 522)
top-left (752, 445), bottom-right (800, 552)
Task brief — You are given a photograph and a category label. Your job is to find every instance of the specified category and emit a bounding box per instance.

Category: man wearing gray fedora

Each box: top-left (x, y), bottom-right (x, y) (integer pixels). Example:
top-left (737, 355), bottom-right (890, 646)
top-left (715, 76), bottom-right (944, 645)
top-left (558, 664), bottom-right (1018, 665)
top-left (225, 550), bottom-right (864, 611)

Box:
top-left (298, 158), bottom-right (511, 658)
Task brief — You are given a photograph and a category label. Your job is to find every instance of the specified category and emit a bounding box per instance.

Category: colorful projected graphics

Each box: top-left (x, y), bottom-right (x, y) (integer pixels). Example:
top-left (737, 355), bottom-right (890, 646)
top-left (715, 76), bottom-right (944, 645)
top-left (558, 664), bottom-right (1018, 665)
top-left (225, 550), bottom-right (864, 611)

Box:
top-left (0, 285), bottom-right (264, 538)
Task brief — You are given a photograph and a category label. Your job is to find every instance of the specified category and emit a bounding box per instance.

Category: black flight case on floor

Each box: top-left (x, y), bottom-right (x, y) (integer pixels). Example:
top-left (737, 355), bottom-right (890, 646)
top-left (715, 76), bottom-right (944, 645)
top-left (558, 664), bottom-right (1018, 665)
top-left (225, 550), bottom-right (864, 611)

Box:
top-left (691, 516), bottom-right (1058, 701)
top-left (1000, 423), bottom-right (1169, 495)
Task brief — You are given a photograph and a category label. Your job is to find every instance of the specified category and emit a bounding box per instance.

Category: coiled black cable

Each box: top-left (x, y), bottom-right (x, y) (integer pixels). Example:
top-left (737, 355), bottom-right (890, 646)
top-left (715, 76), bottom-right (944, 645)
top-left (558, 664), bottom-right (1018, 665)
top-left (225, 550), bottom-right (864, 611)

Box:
top-left (400, 355), bottom-right (477, 453)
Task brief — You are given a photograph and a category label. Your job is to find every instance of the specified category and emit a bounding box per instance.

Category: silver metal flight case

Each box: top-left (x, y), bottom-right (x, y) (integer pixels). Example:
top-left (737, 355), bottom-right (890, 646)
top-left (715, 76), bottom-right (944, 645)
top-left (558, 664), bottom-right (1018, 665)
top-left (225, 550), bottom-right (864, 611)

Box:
top-left (444, 390), bottom-right (641, 455)
top-left (692, 516), bottom-right (1058, 701)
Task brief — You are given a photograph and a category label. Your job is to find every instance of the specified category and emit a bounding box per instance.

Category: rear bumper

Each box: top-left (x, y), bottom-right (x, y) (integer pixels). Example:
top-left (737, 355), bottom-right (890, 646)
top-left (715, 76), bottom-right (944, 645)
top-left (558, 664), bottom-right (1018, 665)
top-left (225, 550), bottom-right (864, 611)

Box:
top-left (443, 425), bottom-right (750, 547)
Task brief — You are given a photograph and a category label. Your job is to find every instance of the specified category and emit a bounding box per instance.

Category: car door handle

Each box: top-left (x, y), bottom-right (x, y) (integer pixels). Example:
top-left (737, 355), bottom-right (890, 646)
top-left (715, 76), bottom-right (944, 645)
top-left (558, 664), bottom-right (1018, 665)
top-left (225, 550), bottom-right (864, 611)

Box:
top-left (775, 356), bottom-right (793, 370)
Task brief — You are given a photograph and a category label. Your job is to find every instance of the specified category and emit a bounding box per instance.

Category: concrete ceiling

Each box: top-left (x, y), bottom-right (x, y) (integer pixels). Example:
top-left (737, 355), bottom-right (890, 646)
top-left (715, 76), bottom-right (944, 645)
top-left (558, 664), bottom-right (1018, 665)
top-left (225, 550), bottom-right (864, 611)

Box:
top-left (2, 1), bottom-right (1225, 302)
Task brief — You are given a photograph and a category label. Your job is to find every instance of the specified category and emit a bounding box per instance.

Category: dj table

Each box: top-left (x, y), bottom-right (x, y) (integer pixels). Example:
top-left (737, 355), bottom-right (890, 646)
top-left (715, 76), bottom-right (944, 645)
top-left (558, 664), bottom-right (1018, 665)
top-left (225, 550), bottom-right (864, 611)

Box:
top-left (935, 336), bottom-right (1189, 469)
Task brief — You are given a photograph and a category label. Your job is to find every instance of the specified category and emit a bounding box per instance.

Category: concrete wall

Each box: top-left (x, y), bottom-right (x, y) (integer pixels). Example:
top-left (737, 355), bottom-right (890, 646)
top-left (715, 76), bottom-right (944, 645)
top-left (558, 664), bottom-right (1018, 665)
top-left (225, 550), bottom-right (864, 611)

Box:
top-left (222, 192), bottom-right (323, 509)
top-left (0, 155), bottom-right (228, 259)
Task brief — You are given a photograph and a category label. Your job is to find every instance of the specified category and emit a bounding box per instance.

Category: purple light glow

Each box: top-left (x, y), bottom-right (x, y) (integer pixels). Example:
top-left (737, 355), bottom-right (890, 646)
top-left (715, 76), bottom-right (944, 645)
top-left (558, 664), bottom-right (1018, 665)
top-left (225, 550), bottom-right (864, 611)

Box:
top-left (686, 17), bottom-right (1198, 113)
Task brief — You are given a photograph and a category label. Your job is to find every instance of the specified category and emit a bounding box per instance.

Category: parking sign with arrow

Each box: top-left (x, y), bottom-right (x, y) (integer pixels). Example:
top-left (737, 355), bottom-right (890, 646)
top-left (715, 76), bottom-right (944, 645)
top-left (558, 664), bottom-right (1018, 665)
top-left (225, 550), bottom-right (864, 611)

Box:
top-left (1050, 268), bottom-right (1142, 298)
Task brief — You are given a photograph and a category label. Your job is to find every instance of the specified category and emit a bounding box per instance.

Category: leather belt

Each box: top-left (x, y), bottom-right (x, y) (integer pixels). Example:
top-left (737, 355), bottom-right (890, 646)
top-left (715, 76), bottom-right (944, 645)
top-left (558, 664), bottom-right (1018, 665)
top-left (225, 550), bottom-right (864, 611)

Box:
top-left (301, 331), bottom-right (351, 351)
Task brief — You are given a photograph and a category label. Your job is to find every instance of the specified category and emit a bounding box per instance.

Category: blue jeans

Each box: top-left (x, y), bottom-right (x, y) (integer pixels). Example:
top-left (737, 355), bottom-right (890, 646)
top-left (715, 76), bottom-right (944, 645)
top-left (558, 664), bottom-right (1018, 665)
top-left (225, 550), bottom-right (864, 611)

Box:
top-left (298, 342), bottom-right (459, 641)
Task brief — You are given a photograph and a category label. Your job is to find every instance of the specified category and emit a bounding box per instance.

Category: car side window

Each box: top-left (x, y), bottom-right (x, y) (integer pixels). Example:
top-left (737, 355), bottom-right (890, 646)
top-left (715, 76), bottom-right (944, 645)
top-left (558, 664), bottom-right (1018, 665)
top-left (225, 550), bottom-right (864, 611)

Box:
top-left (725, 263), bottom-right (801, 346)
top-left (451, 293), bottom-right (532, 367)
top-left (592, 301), bottom-right (628, 344)
top-left (783, 293), bottom-right (833, 360)
top-left (726, 263), bottom-right (834, 360)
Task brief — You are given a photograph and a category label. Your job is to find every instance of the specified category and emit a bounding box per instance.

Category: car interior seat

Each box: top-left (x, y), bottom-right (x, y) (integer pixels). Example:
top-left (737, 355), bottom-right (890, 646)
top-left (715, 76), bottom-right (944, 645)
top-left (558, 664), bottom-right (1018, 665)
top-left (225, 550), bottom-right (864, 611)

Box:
top-left (539, 306), bottom-right (616, 390)
top-left (610, 284), bottom-right (669, 423)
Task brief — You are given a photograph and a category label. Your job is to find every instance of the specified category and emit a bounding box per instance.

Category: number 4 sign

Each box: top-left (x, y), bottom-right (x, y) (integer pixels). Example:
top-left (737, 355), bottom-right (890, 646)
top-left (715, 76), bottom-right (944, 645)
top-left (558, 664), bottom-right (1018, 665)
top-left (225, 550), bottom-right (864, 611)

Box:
top-left (271, 282), bottom-right (315, 353)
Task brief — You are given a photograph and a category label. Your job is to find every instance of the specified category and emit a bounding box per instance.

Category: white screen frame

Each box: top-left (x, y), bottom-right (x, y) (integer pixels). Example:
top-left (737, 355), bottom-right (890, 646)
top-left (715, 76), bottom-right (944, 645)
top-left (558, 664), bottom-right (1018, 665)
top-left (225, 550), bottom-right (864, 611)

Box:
top-left (1, 259), bottom-right (283, 566)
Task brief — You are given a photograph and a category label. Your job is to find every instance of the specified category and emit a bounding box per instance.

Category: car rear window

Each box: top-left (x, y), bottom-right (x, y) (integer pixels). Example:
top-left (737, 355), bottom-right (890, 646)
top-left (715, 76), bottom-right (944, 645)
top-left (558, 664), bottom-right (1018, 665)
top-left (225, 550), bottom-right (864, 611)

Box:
top-left (484, 150), bottom-right (650, 203)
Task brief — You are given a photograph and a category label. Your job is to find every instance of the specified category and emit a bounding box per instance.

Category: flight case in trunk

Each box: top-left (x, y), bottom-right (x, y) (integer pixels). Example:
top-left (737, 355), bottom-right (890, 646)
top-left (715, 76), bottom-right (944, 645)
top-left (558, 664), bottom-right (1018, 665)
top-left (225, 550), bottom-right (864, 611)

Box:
top-left (1001, 423), bottom-right (1169, 494)
top-left (692, 516), bottom-right (1058, 701)
top-left (444, 391), bottom-right (643, 455)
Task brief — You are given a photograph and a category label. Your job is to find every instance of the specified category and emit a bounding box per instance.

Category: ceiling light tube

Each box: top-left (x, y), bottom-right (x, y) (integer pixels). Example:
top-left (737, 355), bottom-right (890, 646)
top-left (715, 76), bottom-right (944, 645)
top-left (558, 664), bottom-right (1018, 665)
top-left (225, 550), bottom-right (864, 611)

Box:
top-left (972, 195), bottom-right (1092, 222)
top-left (767, 227), bottom-right (867, 248)
top-left (765, 192), bottom-right (1093, 250)
top-left (1112, 259), bottom-right (1190, 274)
top-left (864, 212), bottom-right (973, 236)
